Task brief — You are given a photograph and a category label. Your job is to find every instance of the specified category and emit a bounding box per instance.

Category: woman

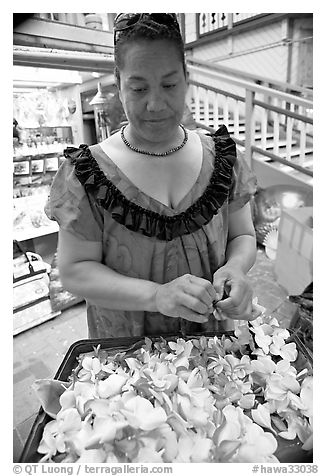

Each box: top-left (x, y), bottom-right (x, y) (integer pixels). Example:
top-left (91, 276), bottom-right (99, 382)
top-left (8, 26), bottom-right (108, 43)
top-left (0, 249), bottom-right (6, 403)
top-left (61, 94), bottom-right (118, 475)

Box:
top-left (46, 13), bottom-right (259, 338)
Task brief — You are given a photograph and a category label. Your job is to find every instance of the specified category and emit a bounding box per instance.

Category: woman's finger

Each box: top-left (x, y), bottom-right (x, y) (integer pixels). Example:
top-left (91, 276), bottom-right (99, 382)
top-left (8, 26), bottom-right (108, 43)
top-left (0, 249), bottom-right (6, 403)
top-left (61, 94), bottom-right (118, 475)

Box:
top-left (185, 282), bottom-right (216, 308)
top-left (213, 276), bottom-right (229, 301)
top-left (187, 275), bottom-right (217, 301)
top-left (177, 305), bottom-right (209, 323)
top-left (215, 294), bottom-right (253, 320)
top-left (180, 292), bottom-right (211, 315)
top-left (250, 302), bottom-right (264, 320)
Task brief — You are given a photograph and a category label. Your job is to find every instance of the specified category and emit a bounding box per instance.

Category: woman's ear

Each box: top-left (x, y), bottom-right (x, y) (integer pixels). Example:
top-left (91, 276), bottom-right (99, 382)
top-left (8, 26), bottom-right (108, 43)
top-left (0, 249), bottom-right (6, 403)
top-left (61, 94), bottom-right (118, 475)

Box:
top-left (114, 66), bottom-right (121, 91)
top-left (118, 87), bottom-right (123, 104)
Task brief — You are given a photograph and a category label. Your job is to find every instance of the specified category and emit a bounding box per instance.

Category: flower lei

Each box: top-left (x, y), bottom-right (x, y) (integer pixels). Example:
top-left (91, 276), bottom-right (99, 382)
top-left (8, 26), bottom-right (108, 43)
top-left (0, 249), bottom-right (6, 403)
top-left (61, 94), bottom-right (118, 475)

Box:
top-left (34, 314), bottom-right (313, 463)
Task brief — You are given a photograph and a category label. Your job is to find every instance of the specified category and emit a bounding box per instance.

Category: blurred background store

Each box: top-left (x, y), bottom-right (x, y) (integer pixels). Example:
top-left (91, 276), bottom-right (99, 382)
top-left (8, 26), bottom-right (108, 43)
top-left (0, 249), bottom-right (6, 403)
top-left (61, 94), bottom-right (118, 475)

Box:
top-left (12, 13), bottom-right (313, 461)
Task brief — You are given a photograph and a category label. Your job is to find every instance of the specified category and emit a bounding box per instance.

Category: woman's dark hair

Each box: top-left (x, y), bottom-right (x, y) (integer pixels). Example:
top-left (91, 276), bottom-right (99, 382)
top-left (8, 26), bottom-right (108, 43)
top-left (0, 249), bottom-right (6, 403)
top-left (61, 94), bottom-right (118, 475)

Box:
top-left (114, 19), bottom-right (186, 86)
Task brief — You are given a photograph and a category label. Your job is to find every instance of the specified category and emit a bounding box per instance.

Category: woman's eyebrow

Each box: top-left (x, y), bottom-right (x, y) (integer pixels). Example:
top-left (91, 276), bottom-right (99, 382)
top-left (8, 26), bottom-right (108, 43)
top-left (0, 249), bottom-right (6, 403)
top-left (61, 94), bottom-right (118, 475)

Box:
top-left (162, 70), bottom-right (179, 78)
top-left (127, 71), bottom-right (179, 81)
top-left (127, 75), bottom-right (146, 81)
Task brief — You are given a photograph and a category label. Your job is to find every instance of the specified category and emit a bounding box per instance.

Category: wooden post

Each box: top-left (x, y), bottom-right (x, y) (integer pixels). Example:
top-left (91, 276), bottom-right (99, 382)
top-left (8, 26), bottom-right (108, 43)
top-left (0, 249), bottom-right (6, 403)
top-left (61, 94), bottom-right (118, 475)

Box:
top-left (227, 13), bottom-right (233, 29)
top-left (196, 14), bottom-right (200, 40)
top-left (227, 13), bottom-right (233, 54)
top-left (245, 89), bottom-right (254, 167)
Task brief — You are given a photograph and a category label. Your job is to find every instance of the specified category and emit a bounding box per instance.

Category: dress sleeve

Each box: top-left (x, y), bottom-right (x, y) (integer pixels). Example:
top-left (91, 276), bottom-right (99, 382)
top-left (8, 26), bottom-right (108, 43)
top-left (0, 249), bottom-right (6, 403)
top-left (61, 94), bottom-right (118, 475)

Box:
top-left (44, 158), bottom-right (103, 241)
top-left (228, 147), bottom-right (257, 212)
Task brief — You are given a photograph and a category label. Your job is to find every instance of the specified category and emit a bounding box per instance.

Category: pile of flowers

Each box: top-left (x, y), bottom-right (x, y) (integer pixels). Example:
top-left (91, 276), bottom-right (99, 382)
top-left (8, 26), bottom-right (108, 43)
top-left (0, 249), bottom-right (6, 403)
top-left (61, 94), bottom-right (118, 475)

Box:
top-left (33, 315), bottom-right (313, 463)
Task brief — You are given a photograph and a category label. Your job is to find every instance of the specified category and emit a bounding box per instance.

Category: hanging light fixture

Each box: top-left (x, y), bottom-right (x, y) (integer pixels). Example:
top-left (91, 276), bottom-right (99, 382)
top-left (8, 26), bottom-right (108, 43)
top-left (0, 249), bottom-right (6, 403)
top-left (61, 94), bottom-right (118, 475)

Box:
top-left (89, 82), bottom-right (108, 106)
top-left (89, 82), bottom-right (110, 142)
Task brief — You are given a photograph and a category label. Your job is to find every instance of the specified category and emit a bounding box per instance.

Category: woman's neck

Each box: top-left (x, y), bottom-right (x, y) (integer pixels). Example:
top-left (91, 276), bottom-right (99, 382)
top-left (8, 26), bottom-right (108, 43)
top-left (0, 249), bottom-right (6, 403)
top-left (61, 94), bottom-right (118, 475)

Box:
top-left (124, 124), bottom-right (186, 155)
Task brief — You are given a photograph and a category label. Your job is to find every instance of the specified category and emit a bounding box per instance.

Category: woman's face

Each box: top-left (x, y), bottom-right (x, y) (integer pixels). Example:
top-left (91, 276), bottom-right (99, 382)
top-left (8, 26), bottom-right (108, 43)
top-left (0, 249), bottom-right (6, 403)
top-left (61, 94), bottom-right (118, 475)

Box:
top-left (118, 39), bottom-right (187, 146)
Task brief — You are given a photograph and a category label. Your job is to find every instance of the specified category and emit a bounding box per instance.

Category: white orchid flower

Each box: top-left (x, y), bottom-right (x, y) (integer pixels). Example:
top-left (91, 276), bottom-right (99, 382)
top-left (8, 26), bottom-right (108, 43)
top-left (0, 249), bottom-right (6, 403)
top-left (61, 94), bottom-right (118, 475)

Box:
top-left (239, 393), bottom-right (256, 409)
top-left (78, 356), bottom-right (102, 382)
top-left (84, 416), bottom-right (127, 448)
top-left (37, 420), bottom-right (66, 461)
top-left (97, 373), bottom-right (128, 399)
top-left (59, 389), bottom-right (76, 410)
top-left (300, 375), bottom-right (313, 418)
top-left (134, 446), bottom-right (164, 463)
top-left (250, 355), bottom-right (276, 375)
top-left (174, 432), bottom-right (212, 462)
top-left (251, 403), bottom-right (275, 433)
top-left (253, 329), bottom-right (273, 354)
top-left (76, 447), bottom-right (107, 463)
top-left (120, 395), bottom-right (167, 431)
top-left (35, 310), bottom-right (312, 463)
top-left (235, 423), bottom-right (278, 462)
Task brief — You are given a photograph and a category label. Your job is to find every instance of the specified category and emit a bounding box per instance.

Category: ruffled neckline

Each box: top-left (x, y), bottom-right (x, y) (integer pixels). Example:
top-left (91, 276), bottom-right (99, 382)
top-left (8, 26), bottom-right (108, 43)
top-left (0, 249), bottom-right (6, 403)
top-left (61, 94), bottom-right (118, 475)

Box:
top-left (93, 138), bottom-right (206, 215)
top-left (64, 125), bottom-right (237, 241)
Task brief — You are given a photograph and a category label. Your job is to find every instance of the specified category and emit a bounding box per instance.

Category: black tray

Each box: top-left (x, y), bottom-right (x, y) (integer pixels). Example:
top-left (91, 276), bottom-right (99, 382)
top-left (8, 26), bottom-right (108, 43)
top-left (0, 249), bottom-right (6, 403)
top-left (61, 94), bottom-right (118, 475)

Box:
top-left (19, 331), bottom-right (313, 463)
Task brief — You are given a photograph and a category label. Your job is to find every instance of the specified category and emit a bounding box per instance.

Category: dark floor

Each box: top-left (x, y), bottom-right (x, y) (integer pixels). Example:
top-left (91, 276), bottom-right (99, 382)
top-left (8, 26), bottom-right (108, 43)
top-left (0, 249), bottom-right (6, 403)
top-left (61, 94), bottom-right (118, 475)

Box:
top-left (13, 246), bottom-right (298, 462)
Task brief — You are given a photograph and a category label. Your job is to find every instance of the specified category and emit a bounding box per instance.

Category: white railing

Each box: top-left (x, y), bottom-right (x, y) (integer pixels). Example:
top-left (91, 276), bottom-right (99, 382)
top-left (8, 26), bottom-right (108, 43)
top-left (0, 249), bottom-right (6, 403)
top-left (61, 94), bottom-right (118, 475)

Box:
top-left (199, 13), bottom-right (228, 34)
top-left (187, 57), bottom-right (313, 101)
top-left (198, 13), bottom-right (260, 35)
top-left (233, 13), bottom-right (259, 24)
top-left (187, 62), bottom-right (313, 180)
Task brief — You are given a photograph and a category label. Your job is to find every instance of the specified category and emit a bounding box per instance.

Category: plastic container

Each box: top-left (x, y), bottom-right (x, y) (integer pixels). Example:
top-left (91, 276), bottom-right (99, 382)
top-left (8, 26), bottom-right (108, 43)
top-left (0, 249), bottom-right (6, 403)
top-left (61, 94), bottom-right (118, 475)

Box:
top-left (84, 14), bottom-right (103, 30)
top-left (274, 207), bottom-right (313, 295)
top-left (19, 332), bottom-right (313, 463)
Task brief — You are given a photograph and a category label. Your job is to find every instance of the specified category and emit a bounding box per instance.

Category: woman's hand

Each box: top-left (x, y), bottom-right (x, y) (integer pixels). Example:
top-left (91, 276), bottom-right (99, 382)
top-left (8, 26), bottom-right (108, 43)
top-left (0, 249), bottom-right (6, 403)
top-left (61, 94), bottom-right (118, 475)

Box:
top-left (213, 265), bottom-right (260, 321)
top-left (154, 274), bottom-right (216, 323)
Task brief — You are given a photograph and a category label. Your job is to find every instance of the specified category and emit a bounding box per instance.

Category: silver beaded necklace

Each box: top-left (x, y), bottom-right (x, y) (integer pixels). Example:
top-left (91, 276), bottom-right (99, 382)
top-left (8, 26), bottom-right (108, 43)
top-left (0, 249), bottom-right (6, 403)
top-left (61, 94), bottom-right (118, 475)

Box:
top-left (120, 124), bottom-right (188, 157)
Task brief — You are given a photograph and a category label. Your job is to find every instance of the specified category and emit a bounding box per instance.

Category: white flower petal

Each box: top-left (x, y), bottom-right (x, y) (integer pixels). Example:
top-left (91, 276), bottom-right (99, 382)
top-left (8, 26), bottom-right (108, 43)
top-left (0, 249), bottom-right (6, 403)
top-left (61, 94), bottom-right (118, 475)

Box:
top-left (191, 436), bottom-right (212, 462)
top-left (121, 395), bottom-right (167, 431)
top-left (251, 404), bottom-right (273, 431)
top-left (239, 394), bottom-right (256, 409)
top-left (278, 429), bottom-right (297, 440)
top-left (81, 356), bottom-right (94, 371)
top-left (134, 447), bottom-right (164, 463)
top-left (97, 373), bottom-right (128, 399)
top-left (57, 408), bottom-right (81, 434)
top-left (279, 343), bottom-right (298, 362)
top-left (76, 448), bottom-right (107, 463)
top-left (59, 390), bottom-right (76, 410)
top-left (302, 433), bottom-right (313, 451)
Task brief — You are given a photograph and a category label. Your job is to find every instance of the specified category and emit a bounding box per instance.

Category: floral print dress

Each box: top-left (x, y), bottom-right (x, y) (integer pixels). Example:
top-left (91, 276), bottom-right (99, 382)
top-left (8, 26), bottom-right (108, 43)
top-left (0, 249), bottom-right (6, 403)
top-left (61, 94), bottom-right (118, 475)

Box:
top-left (45, 125), bottom-right (257, 338)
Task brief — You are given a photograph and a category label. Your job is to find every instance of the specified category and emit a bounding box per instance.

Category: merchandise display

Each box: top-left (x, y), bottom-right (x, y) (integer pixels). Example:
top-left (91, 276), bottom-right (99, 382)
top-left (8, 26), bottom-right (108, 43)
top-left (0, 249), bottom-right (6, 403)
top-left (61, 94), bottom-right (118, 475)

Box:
top-left (13, 127), bottom-right (72, 241)
top-left (13, 193), bottom-right (58, 242)
top-left (12, 125), bottom-right (80, 333)
top-left (24, 314), bottom-right (312, 463)
top-left (13, 126), bottom-right (71, 188)
top-left (13, 240), bottom-right (59, 335)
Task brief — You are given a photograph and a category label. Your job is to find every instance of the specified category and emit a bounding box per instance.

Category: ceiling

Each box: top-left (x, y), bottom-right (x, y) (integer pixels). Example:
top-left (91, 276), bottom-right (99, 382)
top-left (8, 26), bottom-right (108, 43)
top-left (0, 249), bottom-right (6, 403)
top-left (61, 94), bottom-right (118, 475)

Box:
top-left (13, 66), bottom-right (105, 92)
